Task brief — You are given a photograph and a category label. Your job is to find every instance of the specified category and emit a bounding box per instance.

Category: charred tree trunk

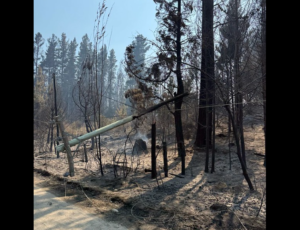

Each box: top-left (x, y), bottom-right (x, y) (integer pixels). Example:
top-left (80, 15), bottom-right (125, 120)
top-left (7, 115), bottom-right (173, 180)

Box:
top-left (226, 68), bottom-right (232, 133)
top-left (234, 0), bottom-right (240, 131)
top-left (49, 109), bottom-right (54, 152)
top-left (96, 134), bottom-right (104, 176)
top-left (228, 114), bottom-right (232, 170)
top-left (47, 124), bottom-right (51, 144)
top-left (53, 73), bottom-right (60, 158)
top-left (151, 123), bottom-right (157, 179)
top-left (261, 0), bottom-right (266, 167)
top-left (237, 92), bottom-right (246, 167)
top-left (195, 0), bottom-right (214, 148)
top-left (85, 117), bottom-right (95, 150)
top-left (49, 110), bottom-right (54, 152)
top-left (211, 82), bottom-right (216, 173)
top-left (163, 141), bottom-right (168, 177)
top-left (175, 0), bottom-right (186, 175)
top-left (205, 76), bottom-right (209, 173)
top-left (49, 124), bottom-right (54, 152)
top-left (230, 62), bottom-right (235, 134)
top-left (83, 143), bottom-right (88, 162)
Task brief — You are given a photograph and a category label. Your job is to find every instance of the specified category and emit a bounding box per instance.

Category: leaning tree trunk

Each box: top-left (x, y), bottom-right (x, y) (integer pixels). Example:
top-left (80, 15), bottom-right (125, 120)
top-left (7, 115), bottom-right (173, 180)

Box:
top-left (225, 105), bottom-right (254, 190)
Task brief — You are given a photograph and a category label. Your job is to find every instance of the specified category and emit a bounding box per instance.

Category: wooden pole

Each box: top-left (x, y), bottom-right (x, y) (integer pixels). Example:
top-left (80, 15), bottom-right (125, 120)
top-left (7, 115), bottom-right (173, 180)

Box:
top-left (83, 143), bottom-right (88, 162)
top-left (205, 71), bottom-right (209, 173)
top-left (52, 73), bottom-right (60, 158)
top-left (211, 85), bottom-right (216, 173)
top-left (151, 123), bottom-right (157, 179)
top-left (56, 115), bottom-right (134, 152)
top-left (237, 92), bottom-right (246, 168)
top-left (54, 115), bottom-right (75, 177)
top-left (163, 141), bottom-right (168, 177)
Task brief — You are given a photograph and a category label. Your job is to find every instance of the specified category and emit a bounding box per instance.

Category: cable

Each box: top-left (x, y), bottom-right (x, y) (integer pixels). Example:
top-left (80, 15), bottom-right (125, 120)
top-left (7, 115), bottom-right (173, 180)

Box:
top-left (33, 119), bottom-right (52, 125)
top-left (101, 94), bottom-right (135, 108)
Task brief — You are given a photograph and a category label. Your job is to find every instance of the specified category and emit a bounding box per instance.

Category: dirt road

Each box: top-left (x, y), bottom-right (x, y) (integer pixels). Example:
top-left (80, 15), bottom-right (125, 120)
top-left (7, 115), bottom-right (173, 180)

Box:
top-left (34, 185), bottom-right (128, 230)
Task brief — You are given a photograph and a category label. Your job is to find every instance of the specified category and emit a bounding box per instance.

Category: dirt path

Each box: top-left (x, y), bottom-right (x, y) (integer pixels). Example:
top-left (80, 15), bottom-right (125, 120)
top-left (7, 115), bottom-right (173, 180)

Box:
top-left (34, 183), bottom-right (128, 230)
top-left (34, 172), bottom-right (165, 230)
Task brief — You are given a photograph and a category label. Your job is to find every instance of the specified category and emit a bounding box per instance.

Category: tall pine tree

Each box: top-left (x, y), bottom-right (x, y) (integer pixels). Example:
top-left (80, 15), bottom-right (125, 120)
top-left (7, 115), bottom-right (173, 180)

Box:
top-left (57, 33), bottom-right (69, 85)
top-left (97, 44), bottom-right (108, 112)
top-left (41, 34), bottom-right (58, 86)
top-left (65, 38), bottom-right (78, 120)
top-left (106, 49), bottom-right (117, 116)
top-left (34, 33), bottom-right (45, 81)
top-left (77, 34), bottom-right (93, 77)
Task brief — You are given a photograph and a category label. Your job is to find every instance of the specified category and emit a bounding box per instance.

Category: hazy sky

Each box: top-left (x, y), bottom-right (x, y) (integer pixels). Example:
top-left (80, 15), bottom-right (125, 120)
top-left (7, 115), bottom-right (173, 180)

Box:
top-left (34, 0), bottom-right (158, 64)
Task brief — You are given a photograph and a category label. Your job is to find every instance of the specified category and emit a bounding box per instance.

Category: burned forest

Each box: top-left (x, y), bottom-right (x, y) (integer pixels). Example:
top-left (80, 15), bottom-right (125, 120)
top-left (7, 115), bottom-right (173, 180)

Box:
top-left (34, 0), bottom-right (266, 229)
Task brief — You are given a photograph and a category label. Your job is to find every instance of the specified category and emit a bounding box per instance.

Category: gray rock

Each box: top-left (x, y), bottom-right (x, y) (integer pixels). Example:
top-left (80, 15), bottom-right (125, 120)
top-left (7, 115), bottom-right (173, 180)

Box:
top-left (133, 139), bottom-right (147, 154)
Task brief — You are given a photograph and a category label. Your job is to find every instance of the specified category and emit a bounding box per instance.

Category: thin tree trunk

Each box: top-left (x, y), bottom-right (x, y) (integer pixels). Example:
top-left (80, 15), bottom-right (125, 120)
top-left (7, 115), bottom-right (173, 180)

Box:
top-left (163, 141), bottom-right (168, 177)
top-left (211, 81), bottom-right (216, 173)
top-left (49, 109), bottom-right (54, 152)
top-left (85, 117), bottom-right (95, 150)
top-left (226, 68), bottom-right (232, 133)
top-left (230, 62), bottom-right (235, 134)
top-left (151, 122), bottom-right (157, 179)
top-left (96, 135), bottom-right (104, 176)
top-left (237, 92), bottom-right (246, 167)
top-left (83, 143), bottom-right (88, 162)
top-left (47, 125), bottom-right (51, 144)
top-left (234, 0), bottom-right (240, 131)
top-left (228, 114), bottom-right (231, 170)
top-left (225, 105), bottom-right (254, 190)
top-left (205, 78), bottom-right (209, 173)
top-left (233, 0), bottom-right (247, 168)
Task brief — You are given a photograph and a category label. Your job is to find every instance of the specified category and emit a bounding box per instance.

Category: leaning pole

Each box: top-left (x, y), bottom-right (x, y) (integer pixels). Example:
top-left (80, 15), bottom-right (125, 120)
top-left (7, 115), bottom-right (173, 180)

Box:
top-left (56, 92), bottom-right (189, 153)
top-left (56, 115), bottom-right (134, 152)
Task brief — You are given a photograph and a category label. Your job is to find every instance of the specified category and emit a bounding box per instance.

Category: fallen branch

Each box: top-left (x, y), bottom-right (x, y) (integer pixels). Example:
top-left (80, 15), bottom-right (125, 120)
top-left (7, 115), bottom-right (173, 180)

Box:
top-left (256, 187), bottom-right (266, 217)
top-left (80, 184), bottom-right (94, 205)
top-left (230, 208), bottom-right (247, 230)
